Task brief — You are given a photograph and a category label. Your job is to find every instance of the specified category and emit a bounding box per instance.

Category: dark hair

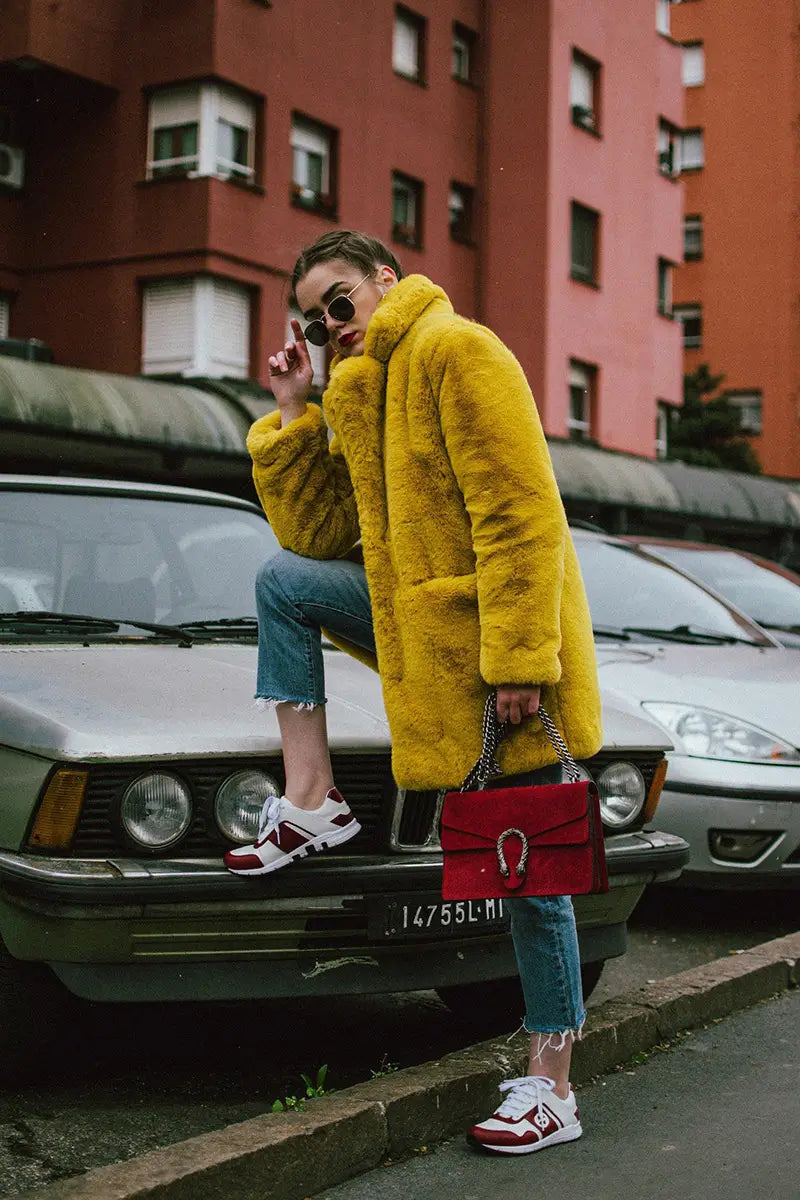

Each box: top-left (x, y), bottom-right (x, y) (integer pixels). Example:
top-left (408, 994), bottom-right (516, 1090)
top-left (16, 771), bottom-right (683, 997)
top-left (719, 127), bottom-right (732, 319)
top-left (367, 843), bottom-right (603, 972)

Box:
top-left (290, 230), bottom-right (404, 304)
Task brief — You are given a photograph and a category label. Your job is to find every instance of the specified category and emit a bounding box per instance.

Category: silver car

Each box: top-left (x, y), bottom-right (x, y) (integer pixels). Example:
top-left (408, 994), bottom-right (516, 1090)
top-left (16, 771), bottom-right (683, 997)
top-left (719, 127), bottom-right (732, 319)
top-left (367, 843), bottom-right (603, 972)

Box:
top-left (573, 530), bottom-right (800, 888)
top-left (0, 474), bottom-right (686, 1063)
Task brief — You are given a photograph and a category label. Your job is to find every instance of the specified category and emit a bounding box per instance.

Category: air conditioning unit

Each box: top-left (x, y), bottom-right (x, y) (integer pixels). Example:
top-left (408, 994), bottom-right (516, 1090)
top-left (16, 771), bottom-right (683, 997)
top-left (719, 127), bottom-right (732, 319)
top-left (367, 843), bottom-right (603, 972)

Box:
top-left (0, 144), bottom-right (24, 189)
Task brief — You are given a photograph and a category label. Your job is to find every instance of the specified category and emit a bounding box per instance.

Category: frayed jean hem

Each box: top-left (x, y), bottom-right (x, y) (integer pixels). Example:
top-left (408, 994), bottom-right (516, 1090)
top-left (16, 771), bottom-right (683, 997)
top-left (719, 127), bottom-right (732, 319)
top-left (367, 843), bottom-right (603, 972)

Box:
top-left (253, 697), bottom-right (325, 712)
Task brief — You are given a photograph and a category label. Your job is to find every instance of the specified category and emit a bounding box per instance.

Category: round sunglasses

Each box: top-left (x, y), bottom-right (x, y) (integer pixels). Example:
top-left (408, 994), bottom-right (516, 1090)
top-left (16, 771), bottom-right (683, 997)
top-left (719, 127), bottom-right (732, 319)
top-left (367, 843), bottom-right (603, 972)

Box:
top-left (303, 275), bottom-right (371, 346)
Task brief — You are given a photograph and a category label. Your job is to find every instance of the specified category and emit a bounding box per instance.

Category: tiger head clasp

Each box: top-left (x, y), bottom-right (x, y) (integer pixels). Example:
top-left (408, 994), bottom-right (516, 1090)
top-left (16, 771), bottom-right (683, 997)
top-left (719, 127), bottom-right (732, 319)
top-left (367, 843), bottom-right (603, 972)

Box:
top-left (496, 827), bottom-right (529, 887)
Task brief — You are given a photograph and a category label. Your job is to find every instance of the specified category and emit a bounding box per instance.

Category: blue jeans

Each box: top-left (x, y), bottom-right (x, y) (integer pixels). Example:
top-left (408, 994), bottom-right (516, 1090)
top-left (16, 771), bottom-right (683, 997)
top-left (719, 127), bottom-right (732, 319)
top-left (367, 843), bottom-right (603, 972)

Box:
top-left (256, 549), bottom-right (586, 1038)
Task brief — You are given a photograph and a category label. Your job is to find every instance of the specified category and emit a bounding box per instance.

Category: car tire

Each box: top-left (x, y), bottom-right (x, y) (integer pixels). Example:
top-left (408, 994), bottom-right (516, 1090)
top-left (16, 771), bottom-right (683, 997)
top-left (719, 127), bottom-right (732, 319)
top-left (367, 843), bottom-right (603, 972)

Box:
top-left (436, 961), bottom-right (605, 1029)
top-left (0, 938), bottom-right (69, 1078)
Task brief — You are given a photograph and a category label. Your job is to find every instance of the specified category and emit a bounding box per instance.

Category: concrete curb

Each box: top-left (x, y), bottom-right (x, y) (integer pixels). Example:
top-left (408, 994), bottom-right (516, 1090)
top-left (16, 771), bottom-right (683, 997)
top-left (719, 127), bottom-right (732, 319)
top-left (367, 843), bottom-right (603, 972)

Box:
top-left (19, 932), bottom-right (800, 1200)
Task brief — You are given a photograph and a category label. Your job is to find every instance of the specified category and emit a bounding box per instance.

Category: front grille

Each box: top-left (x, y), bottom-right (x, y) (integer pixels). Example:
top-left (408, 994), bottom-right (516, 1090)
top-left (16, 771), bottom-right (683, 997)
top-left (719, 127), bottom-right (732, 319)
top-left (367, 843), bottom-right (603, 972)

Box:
top-left (397, 790), bottom-right (442, 845)
top-left (69, 753), bottom-right (395, 858)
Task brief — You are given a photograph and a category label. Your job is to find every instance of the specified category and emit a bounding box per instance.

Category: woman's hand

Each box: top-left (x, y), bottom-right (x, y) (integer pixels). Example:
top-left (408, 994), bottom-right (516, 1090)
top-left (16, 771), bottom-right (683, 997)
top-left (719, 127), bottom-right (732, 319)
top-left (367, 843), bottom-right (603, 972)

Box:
top-left (496, 684), bottom-right (541, 725)
top-left (268, 319), bottom-right (314, 424)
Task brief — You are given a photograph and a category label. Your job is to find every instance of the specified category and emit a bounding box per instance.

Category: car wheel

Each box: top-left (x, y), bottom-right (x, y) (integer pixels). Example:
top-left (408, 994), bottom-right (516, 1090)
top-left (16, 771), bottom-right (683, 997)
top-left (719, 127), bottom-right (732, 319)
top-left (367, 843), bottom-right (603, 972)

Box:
top-left (0, 938), bottom-right (69, 1078)
top-left (436, 961), bottom-right (606, 1029)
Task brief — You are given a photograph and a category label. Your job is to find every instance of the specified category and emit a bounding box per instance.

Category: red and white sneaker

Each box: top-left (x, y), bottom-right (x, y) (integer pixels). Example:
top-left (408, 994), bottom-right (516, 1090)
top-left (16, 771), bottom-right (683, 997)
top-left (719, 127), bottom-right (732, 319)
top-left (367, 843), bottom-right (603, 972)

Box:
top-left (467, 1075), bottom-right (582, 1155)
top-left (223, 787), bottom-right (360, 876)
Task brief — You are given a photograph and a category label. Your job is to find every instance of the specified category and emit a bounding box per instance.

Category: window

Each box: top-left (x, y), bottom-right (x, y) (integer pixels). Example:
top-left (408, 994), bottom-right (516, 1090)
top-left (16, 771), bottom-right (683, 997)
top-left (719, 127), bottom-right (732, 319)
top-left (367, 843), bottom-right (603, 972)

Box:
top-left (657, 258), bottom-right (674, 316)
top-left (452, 24), bottom-right (476, 82)
top-left (656, 0), bottom-right (671, 35)
top-left (655, 401), bottom-right (672, 458)
top-left (570, 50), bottom-right (600, 133)
top-left (570, 201), bottom-right (599, 285)
top-left (657, 119), bottom-right (681, 177)
top-left (147, 85), bottom-right (256, 182)
top-left (726, 391), bottom-right (763, 436)
top-left (682, 42), bottom-right (705, 86)
top-left (142, 276), bottom-right (251, 378)
top-left (291, 116), bottom-right (336, 214)
top-left (392, 172), bottom-right (424, 248)
top-left (673, 303), bottom-right (702, 349)
top-left (681, 128), bottom-right (705, 170)
top-left (393, 7), bottom-right (425, 82)
top-left (683, 214), bottom-right (703, 261)
top-left (0, 296), bottom-right (9, 339)
top-left (568, 360), bottom-right (596, 442)
top-left (448, 183), bottom-right (474, 242)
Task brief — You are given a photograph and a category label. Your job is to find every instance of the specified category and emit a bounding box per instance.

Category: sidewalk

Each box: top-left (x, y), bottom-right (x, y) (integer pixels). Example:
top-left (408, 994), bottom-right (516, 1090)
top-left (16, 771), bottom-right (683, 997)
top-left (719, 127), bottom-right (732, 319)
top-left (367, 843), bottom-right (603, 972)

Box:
top-left (17, 931), bottom-right (799, 1200)
top-left (319, 987), bottom-right (800, 1200)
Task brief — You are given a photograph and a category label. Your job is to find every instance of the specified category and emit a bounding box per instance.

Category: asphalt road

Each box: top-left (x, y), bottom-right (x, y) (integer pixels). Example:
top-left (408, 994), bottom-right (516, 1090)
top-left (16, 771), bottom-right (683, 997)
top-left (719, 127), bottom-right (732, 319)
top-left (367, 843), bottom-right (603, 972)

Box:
top-left (320, 987), bottom-right (800, 1200)
top-left (0, 887), bottom-right (795, 1197)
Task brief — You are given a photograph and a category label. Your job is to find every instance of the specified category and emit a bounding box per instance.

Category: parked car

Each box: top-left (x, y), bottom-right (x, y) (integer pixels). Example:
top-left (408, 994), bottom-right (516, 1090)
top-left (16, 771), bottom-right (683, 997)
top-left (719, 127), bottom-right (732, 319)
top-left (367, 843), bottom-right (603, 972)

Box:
top-left (572, 530), bottom-right (800, 889)
top-left (0, 474), bottom-right (686, 1061)
top-left (621, 536), bottom-right (800, 649)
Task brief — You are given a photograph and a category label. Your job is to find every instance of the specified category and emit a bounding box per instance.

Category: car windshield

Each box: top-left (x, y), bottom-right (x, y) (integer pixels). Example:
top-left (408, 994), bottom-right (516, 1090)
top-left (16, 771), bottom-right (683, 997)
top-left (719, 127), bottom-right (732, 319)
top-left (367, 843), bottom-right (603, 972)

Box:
top-left (643, 546), bottom-right (800, 630)
top-left (0, 489), bottom-right (280, 627)
top-left (575, 538), bottom-right (770, 645)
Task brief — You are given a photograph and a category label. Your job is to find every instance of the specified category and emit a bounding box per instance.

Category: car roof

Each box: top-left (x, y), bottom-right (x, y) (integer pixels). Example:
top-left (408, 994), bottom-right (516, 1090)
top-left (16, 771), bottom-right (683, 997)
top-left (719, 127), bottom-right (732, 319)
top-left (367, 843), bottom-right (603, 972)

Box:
top-left (0, 473), bottom-right (262, 514)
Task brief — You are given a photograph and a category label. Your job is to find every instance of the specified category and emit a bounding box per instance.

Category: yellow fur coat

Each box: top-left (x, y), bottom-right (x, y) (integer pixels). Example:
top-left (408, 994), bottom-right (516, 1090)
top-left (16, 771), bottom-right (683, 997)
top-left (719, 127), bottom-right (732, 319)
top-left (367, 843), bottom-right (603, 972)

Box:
top-left (247, 274), bottom-right (603, 789)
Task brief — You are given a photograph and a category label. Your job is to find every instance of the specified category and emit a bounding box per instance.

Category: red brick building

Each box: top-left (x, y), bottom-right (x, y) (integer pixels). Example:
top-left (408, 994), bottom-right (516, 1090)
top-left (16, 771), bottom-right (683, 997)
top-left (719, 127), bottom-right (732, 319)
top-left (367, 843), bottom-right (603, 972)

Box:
top-left (0, 0), bottom-right (683, 458)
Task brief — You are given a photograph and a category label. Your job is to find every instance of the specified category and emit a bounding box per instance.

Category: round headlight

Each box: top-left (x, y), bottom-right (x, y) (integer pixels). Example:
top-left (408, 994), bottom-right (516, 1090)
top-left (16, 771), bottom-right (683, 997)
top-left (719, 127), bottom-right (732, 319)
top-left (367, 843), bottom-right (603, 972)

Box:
top-left (215, 770), bottom-right (280, 843)
top-left (596, 762), bottom-right (646, 829)
top-left (120, 773), bottom-right (192, 849)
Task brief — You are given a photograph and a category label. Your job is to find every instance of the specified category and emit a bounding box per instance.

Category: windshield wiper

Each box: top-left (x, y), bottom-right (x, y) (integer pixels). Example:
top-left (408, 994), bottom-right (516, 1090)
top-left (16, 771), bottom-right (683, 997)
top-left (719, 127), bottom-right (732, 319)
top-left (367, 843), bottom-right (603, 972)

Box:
top-left (620, 623), bottom-right (759, 645)
top-left (761, 622), bottom-right (800, 635)
top-left (0, 611), bottom-right (193, 646)
top-left (593, 625), bottom-right (633, 640)
top-left (172, 617), bottom-right (257, 639)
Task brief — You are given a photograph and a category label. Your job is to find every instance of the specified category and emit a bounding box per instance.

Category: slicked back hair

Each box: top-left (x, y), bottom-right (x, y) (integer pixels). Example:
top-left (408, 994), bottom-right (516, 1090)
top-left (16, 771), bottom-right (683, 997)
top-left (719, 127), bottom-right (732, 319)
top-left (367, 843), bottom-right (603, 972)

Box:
top-left (290, 231), bottom-right (404, 304)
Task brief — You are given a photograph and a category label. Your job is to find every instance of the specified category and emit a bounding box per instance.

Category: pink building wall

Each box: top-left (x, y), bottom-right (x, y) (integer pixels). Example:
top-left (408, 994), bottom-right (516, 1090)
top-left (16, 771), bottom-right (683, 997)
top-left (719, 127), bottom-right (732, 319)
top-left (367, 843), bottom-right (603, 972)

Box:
top-left (545, 0), bottom-right (683, 453)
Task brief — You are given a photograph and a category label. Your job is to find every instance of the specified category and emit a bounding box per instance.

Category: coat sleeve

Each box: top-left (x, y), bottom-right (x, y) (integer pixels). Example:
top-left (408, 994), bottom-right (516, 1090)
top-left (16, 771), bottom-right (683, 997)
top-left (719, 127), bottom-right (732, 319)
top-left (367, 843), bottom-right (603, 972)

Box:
top-left (432, 323), bottom-right (567, 686)
top-left (246, 403), bottom-right (360, 560)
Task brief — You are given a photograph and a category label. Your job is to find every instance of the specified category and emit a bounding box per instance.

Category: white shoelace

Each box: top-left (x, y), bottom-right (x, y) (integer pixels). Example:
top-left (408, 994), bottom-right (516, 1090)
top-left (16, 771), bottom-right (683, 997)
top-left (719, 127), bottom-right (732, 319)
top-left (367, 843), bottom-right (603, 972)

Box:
top-left (495, 1076), bottom-right (557, 1121)
top-left (257, 795), bottom-right (285, 843)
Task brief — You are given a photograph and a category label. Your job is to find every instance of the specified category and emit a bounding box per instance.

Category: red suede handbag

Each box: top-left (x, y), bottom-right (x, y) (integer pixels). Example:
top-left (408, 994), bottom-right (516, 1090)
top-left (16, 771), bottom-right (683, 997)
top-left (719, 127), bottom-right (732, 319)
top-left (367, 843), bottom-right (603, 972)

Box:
top-left (441, 693), bottom-right (608, 901)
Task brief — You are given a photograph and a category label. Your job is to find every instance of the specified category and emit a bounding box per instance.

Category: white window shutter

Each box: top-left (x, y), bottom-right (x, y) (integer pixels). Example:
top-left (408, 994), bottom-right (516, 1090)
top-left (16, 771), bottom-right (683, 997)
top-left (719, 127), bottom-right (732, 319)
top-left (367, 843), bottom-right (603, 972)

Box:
top-left (291, 119), bottom-right (329, 157)
top-left (0, 296), bottom-right (9, 339)
top-left (209, 278), bottom-right (250, 378)
top-left (141, 279), bottom-right (197, 375)
top-left (682, 44), bottom-right (705, 86)
top-left (149, 86), bottom-right (201, 128)
top-left (681, 130), bottom-right (704, 168)
top-left (216, 85), bottom-right (255, 131)
top-left (393, 15), bottom-right (418, 75)
top-left (570, 59), bottom-right (593, 109)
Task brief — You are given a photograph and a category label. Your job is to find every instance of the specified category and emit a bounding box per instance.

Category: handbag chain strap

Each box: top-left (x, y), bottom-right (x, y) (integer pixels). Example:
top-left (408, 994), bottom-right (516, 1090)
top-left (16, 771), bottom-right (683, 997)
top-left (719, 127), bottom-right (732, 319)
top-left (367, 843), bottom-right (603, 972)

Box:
top-left (459, 691), bottom-right (582, 792)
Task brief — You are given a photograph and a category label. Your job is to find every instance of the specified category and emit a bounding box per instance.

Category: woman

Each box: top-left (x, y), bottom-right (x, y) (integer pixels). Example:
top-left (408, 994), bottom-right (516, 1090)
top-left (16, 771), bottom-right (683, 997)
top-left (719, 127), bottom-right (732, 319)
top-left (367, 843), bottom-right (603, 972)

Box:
top-left (225, 230), bottom-right (603, 1155)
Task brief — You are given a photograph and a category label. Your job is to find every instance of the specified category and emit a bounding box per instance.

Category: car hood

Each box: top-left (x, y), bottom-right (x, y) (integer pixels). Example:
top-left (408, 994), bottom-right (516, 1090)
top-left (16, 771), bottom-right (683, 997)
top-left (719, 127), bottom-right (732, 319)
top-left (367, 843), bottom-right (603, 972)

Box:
top-left (0, 643), bottom-right (390, 760)
top-left (595, 642), bottom-right (800, 746)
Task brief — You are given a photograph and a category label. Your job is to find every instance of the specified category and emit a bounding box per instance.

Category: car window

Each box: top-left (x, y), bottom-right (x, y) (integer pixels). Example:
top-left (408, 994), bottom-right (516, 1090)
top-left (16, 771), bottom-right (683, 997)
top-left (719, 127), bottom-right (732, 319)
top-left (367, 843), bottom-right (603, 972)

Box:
top-left (0, 490), bottom-right (280, 624)
top-left (644, 547), bottom-right (800, 629)
top-left (575, 539), bottom-right (768, 643)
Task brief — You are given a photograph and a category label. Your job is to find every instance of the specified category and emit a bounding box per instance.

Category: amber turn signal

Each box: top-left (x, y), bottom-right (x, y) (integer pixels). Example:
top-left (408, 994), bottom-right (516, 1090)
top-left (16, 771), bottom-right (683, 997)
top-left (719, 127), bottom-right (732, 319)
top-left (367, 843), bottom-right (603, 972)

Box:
top-left (28, 769), bottom-right (88, 851)
top-left (642, 757), bottom-right (668, 823)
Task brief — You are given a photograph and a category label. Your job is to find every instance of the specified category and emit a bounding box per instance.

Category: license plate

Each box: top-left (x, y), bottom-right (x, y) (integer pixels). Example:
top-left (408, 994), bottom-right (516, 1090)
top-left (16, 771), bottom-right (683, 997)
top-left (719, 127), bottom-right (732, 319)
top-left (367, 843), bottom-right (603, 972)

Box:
top-left (368, 893), bottom-right (510, 941)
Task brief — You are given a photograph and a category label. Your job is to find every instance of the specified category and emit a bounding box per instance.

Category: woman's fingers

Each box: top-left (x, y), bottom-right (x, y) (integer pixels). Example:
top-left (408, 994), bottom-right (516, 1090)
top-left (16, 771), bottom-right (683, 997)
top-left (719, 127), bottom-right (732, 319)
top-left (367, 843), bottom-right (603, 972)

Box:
top-left (496, 685), bottom-right (542, 725)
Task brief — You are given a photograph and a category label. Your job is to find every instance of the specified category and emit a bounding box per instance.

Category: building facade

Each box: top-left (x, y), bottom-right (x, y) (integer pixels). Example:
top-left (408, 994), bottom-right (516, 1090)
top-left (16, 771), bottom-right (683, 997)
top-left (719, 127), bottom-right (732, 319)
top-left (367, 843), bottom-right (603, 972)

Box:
top-left (671, 0), bottom-right (800, 479)
top-left (0, 0), bottom-right (683, 458)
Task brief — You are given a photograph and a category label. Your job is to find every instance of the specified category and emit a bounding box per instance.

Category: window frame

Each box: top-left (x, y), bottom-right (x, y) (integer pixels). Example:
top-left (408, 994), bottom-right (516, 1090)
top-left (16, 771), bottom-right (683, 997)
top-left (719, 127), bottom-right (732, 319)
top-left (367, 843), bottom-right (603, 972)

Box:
top-left (570, 49), bottom-right (601, 135)
top-left (393, 6), bottom-right (426, 84)
top-left (568, 359), bottom-right (596, 443)
top-left (725, 390), bottom-right (763, 437)
top-left (655, 400), bottom-right (673, 459)
top-left (452, 23), bottom-right (477, 84)
top-left (391, 171), bottom-right (424, 249)
top-left (290, 114), bottom-right (338, 217)
top-left (570, 201), bottom-right (600, 286)
top-left (448, 182), bottom-right (475, 244)
top-left (146, 83), bottom-right (257, 184)
top-left (141, 275), bottom-right (252, 379)
top-left (657, 118), bottom-right (681, 178)
top-left (673, 303), bottom-right (703, 350)
top-left (683, 214), bottom-right (704, 261)
top-left (657, 257), bottom-right (674, 317)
